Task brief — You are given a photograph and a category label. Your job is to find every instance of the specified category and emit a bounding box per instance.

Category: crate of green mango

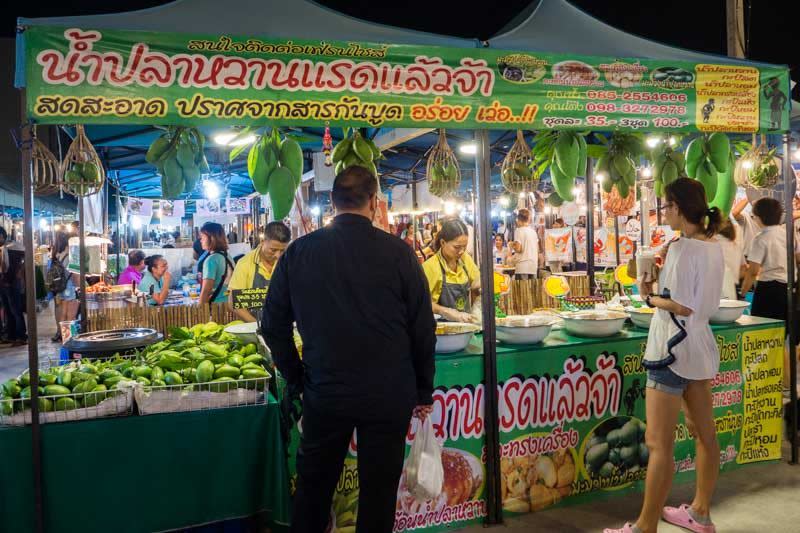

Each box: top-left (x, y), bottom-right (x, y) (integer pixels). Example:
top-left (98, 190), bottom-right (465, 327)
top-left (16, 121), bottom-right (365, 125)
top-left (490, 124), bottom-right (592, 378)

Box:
top-left (132, 321), bottom-right (272, 415)
top-left (0, 355), bottom-right (136, 426)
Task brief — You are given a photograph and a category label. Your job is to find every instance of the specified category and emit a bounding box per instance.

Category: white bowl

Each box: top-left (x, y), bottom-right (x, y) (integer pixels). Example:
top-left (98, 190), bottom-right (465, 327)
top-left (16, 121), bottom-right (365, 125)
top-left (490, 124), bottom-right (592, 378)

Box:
top-left (561, 310), bottom-right (628, 338)
top-left (224, 322), bottom-right (260, 345)
top-left (435, 323), bottom-right (480, 354)
top-left (496, 315), bottom-right (556, 345)
top-left (710, 299), bottom-right (750, 324)
top-left (626, 307), bottom-right (655, 329)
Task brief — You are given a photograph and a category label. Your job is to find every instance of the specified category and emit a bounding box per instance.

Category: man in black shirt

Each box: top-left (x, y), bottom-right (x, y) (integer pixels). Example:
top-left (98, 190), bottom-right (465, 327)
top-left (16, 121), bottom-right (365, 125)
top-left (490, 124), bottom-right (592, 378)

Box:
top-left (262, 166), bottom-right (436, 533)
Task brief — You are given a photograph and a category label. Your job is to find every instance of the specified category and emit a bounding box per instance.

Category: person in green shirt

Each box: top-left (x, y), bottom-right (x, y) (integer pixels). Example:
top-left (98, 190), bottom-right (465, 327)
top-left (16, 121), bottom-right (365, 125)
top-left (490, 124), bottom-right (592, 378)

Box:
top-left (198, 222), bottom-right (235, 306)
top-left (139, 255), bottom-right (171, 306)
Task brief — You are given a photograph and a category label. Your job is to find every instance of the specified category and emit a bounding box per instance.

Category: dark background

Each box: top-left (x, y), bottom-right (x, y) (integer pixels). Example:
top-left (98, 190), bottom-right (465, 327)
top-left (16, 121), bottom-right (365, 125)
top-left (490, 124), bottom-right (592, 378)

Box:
top-left (4, 0), bottom-right (798, 85)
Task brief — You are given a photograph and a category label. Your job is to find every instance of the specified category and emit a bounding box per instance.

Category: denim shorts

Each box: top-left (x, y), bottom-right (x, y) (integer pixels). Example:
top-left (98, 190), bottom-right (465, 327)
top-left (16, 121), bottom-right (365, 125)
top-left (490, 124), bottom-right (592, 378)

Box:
top-left (646, 366), bottom-right (690, 396)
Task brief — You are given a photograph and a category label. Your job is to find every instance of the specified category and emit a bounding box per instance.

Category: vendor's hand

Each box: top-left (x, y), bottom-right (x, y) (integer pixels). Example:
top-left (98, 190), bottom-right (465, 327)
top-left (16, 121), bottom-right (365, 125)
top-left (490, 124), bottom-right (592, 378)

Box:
top-left (637, 280), bottom-right (653, 298)
top-left (163, 271), bottom-right (172, 284)
top-left (413, 405), bottom-right (434, 420)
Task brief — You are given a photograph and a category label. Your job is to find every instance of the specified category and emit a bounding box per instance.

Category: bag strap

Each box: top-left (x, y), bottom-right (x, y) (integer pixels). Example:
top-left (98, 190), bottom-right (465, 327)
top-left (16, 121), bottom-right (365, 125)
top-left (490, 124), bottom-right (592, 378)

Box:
top-left (209, 251), bottom-right (235, 304)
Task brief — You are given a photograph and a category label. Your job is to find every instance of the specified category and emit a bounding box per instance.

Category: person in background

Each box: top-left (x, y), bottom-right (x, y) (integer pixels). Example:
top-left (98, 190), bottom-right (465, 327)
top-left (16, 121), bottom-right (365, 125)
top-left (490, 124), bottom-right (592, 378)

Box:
top-left (606, 178), bottom-right (724, 533)
top-left (139, 255), bottom-right (171, 306)
top-left (511, 208), bottom-right (539, 280)
top-left (0, 227), bottom-right (26, 346)
top-left (422, 223), bottom-right (433, 246)
top-left (193, 235), bottom-right (208, 280)
top-left (227, 229), bottom-right (239, 244)
top-left (228, 222), bottom-right (290, 323)
top-left (262, 166), bottom-right (435, 532)
top-left (198, 222), bottom-right (235, 306)
top-left (422, 218), bottom-right (480, 323)
top-left (547, 217), bottom-right (566, 273)
top-left (48, 231), bottom-right (79, 343)
top-left (118, 250), bottom-right (146, 286)
top-left (493, 233), bottom-right (510, 266)
top-left (715, 219), bottom-right (743, 300)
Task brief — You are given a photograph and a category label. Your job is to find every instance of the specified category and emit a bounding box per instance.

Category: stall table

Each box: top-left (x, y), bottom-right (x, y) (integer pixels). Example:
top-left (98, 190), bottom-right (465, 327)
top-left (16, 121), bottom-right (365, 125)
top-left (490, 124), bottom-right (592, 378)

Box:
top-left (0, 399), bottom-right (290, 533)
top-left (306, 316), bottom-right (785, 532)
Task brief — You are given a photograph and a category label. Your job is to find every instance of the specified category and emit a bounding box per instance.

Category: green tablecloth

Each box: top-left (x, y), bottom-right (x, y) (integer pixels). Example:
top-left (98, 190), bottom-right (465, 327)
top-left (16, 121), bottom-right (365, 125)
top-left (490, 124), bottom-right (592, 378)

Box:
top-left (0, 399), bottom-right (290, 533)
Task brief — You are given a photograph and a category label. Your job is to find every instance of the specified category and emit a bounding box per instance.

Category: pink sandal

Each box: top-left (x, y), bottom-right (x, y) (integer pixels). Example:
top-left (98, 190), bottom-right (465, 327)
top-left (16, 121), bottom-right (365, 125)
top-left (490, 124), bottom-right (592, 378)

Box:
top-left (603, 523), bottom-right (638, 533)
top-left (662, 504), bottom-right (716, 533)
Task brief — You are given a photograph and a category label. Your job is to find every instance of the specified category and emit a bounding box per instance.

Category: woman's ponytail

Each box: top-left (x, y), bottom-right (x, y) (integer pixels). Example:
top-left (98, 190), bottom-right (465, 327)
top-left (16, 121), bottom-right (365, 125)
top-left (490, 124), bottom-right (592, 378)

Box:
top-left (705, 206), bottom-right (723, 237)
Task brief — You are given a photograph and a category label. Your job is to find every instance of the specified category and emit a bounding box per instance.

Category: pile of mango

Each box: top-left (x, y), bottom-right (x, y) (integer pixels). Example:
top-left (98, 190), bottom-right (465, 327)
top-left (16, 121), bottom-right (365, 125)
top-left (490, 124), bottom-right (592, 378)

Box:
top-left (138, 321), bottom-right (270, 391)
top-left (247, 129), bottom-right (303, 220)
top-left (428, 160), bottom-right (460, 197)
top-left (1, 356), bottom-right (134, 415)
top-left (651, 145), bottom-right (686, 198)
top-left (331, 131), bottom-right (382, 177)
top-left (0, 321), bottom-right (269, 417)
top-left (146, 127), bottom-right (210, 199)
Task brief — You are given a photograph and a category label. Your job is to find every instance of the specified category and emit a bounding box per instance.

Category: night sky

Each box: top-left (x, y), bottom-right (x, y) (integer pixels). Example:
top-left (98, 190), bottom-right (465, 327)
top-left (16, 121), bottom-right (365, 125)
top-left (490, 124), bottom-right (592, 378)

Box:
top-left (5, 0), bottom-right (798, 97)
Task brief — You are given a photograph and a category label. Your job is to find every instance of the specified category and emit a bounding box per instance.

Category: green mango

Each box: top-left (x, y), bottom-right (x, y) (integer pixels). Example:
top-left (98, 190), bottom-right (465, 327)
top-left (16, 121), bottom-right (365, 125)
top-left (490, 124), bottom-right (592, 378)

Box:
top-left (176, 142), bottom-right (196, 169)
top-left (268, 167), bottom-right (297, 220)
top-left (279, 137), bottom-right (304, 187)
top-left (331, 138), bottom-right (353, 163)
top-left (145, 135), bottom-right (172, 165)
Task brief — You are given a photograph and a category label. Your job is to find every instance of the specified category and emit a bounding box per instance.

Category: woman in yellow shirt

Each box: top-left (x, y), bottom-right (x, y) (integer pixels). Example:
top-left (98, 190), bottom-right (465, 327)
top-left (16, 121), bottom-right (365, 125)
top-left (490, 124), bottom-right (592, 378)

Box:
top-left (422, 219), bottom-right (480, 323)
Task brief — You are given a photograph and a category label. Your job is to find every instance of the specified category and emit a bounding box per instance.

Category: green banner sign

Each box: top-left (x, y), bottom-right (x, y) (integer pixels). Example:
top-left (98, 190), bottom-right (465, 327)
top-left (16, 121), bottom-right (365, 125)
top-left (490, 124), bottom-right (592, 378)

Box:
top-left (22, 26), bottom-right (790, 133)
top-left (284, 320), bottom-right (783, 532)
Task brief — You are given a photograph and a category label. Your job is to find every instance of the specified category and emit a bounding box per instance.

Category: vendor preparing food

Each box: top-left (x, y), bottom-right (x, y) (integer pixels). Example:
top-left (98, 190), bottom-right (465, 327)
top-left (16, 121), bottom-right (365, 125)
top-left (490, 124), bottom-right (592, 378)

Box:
top-left (227, 221), bottom-right (290, 323)
top-left (422, 218), bottom-right (480, 323)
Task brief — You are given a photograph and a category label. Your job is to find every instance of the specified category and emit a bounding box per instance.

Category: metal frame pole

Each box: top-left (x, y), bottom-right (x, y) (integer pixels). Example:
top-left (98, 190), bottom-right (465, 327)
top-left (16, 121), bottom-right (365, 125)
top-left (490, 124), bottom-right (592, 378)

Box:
top-left (20, 93), bottom-right (44, 533)
top-left (613, 216), bottom-right (621, 266)
top-left (475, 130), bottom-right (502, 525)
top-left (586, 160), bottom-right (596, 291)
top-left (78, 199), bottom-right (87, 333)
top-left (115, 185), bottom-right (121, 277)
top-left (783, 133), bottom-right (798, 463)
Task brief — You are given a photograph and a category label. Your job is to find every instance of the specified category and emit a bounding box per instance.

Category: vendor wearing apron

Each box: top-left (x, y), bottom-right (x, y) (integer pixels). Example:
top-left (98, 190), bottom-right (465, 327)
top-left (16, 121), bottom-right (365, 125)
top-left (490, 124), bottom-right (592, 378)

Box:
top-left (228, 222), bottom-right (291, 323)
top-left (422, 218), bottom-right (480, 323)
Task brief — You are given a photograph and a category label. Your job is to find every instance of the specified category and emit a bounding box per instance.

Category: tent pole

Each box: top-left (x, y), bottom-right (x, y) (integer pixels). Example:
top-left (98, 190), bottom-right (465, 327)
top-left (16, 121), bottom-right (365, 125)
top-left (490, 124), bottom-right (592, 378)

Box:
top-left (783, 133), bottom-right (798, 464)
top-left (78, 199), bottom-right (87, 333)
top-left (586, 160), bottom-right (595, 292)
top-left (20, 91), bottom-right (44, 533)
top-left (475, 130), bottom-right (502, 525)
top-left (614, 216), bottom-right (621, 266)
top-left (115, 185), bottom-right (121, 277)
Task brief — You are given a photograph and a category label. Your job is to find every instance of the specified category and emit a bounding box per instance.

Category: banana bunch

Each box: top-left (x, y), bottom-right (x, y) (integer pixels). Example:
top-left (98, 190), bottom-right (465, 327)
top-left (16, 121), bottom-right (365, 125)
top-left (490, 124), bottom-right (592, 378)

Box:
top-left (331, 131), bottom-right (382, 177)
top-left (550, 131), bottom-right (587, 202)
top-left (146, 127), bottom-right (209, 200)
top-left (651, 146), bottom-right (686, 198)
top-left (685, 133), bottom-right (730, 201)
top-left (247, 129), bottom-right (303, 220)
top-left (64, 161), bottom-right (100, 196)
top-left (429, 160), bottom-right (459, 197)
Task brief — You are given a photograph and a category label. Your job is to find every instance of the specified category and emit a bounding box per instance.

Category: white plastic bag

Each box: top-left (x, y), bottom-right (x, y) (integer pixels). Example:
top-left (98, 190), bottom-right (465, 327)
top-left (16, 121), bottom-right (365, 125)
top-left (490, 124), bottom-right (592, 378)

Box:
top-left (406, 416), bottom-right (443, 502)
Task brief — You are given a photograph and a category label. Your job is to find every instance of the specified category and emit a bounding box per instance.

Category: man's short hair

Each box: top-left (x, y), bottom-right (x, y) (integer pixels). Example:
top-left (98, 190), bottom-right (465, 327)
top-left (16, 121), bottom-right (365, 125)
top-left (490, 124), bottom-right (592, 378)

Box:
top-left (517, 208), bottom-right (531, 223)
top-left (331, 166), bottom-right (378, 210)
top-left (264, 222), bottom-right (291, 243)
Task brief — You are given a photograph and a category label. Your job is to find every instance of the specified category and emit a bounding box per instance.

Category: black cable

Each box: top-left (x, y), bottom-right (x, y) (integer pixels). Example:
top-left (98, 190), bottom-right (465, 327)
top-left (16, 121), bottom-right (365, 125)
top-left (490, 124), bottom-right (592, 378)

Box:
top-left (745, 0), bottom-right (752, 57)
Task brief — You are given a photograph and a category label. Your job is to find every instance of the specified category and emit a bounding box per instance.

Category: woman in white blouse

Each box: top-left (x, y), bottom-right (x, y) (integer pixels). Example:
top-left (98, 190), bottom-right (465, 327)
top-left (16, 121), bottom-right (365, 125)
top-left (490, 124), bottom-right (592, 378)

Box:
top-left (606, 178), bottom-right (724, 533)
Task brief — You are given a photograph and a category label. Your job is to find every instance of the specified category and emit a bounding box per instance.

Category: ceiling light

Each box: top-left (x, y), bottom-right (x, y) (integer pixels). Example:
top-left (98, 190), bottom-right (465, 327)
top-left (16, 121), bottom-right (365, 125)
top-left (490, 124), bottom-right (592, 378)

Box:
top-left (742, 160), bottom-right (754, 169)
top-left (646, 137), bottom-right (661, 148)
top-left (203, 180), bottom-right (220, 200)
top-left (595, 172), bottom-right (606, 183)
top-left (572, 186), bottom-right (581, 197)
top-left (519, 192), bottom-right (526, 199)
top-left (39, 219), bottom-right (48, 229)
top-left (641, 166), bottom-right (652, 177)
top-left (793, 147), bottom-right (800, 161)
top-left (459, 142), bottom-right (477, 155)
top-left (668, 136), bottom-right (677, 146)
top-left (310, 206), bottom-right (321, 216)
top-left (544, 206), bottom-right (552, 214)
top-left (499, 196), bottom-right (510, 207)
top-left (213, 131), bottom-right (258, 146)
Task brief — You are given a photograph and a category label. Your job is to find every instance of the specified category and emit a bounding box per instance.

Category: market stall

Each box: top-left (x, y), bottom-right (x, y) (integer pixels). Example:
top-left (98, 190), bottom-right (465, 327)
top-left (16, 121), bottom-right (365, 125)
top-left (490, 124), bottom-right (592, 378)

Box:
top-left (8, 1), bottom-right (795, 532)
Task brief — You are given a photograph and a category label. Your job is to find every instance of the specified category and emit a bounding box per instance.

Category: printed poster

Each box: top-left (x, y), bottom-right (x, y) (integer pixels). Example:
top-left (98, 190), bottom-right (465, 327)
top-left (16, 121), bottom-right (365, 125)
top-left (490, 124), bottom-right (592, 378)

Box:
top-left (573, 226), bottom-right (587, 264)
top-left (226, 197), bottom-right (250, 215)
top-left (127, 197), bottom-right (153, 217)
top-left (157, 200), bottom-right (185, 218)
top-left (545, 227), bottom-right (573, 263)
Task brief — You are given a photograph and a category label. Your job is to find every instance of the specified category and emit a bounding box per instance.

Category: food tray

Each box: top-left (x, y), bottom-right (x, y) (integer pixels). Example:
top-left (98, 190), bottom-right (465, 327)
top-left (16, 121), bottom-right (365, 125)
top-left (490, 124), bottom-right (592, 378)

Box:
top-left (133, 376), bottom-right (271, 415)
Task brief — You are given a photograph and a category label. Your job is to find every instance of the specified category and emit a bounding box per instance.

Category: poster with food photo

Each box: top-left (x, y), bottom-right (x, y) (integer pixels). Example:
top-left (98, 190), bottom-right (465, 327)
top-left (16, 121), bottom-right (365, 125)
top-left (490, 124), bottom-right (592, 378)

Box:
top-left (545, 228), bottom-right (573, 263)
top-left (226, 197), bottom-right (249, 215)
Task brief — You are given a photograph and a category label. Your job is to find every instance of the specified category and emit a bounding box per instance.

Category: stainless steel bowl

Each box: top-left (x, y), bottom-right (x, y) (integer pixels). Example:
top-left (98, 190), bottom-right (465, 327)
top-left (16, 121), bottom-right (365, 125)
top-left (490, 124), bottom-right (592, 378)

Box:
top-left (561, 310), bottom-right (628, 338)
top-left (626, 307), bottom-right (655, 329)
top-left (435, 323), bottom-right (480, 354)
top-left (710, 299), bottom-right (750, 324)
top-left (495, 315), bottom-right (556, 345)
